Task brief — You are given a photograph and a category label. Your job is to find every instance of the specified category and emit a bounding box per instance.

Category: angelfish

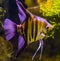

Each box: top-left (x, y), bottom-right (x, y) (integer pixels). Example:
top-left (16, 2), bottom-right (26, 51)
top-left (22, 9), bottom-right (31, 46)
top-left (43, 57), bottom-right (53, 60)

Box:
top-left (3, 0), bottom-right (53, 60)
top-left (17, 11), bottom-right (53, 60)
top-left (17, 2), bottom-right (53, 59)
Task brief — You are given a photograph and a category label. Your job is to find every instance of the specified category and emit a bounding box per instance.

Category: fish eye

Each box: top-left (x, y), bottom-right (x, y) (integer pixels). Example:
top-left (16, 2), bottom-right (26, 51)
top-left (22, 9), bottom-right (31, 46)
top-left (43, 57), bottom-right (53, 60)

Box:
top-left (46, 26), bottom-right (49, 29)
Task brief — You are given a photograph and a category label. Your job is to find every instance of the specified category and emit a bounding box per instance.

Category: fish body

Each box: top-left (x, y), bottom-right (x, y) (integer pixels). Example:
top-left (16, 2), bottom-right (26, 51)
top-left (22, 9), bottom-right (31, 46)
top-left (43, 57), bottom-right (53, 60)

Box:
top-left (17, 12), bottom-right (53, 60)
top-left (18, 14), bottom-right (51, 45)
top-left (16, 0), bottom-right (53, 45)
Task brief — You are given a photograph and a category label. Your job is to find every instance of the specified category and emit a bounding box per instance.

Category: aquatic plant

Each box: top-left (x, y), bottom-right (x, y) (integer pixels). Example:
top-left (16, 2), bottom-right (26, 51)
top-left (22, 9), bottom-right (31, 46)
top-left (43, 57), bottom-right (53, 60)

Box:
top-left (38, 0), bottom-right (60, 16)
top-left (0, 37), bottom-right (13, 61)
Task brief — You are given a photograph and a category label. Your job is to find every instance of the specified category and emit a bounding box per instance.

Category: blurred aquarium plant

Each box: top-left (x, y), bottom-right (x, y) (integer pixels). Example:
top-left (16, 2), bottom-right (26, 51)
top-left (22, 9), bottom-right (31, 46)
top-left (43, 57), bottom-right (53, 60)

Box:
top-left (37, 0), bottom-right (60, 16)
top-left (0, 5), bottom-right (6, 23)
top-left (0, 37), bottom-right (14, 61)
top-left (25, 0), bottom-right (34, 7)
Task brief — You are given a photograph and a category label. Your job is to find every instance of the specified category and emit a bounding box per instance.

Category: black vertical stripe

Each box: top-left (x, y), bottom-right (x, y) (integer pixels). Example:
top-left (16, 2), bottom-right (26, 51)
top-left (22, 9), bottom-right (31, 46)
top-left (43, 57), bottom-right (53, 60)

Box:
top-left (24, 17), bottom-right (28, 41)
top-left (35, 18), bottom-right (38, 41)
